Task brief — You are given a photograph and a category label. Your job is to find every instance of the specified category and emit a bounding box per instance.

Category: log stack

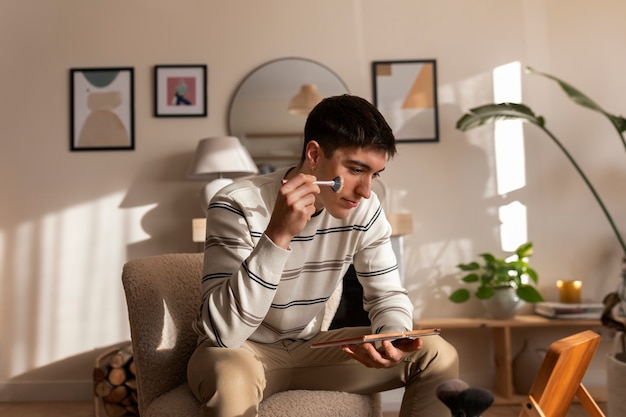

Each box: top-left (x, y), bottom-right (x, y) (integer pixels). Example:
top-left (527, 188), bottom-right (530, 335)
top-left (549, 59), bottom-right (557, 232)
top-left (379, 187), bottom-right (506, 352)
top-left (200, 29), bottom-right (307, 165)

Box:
top-left (93, 342), bottom-right (139, 417)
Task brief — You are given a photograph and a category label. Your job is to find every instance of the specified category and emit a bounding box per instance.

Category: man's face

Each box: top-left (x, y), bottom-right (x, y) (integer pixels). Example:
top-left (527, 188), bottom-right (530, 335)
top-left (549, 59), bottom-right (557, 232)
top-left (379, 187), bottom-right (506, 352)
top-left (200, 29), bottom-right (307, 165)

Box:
top-left (314, 146), bottom-right (387, 219)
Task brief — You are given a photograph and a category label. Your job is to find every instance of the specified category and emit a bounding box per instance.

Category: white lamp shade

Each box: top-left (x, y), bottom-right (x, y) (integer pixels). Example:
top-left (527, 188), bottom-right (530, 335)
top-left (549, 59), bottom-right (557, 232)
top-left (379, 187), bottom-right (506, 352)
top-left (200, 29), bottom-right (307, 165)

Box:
top-left (187, 136), bottom-right (258, 180)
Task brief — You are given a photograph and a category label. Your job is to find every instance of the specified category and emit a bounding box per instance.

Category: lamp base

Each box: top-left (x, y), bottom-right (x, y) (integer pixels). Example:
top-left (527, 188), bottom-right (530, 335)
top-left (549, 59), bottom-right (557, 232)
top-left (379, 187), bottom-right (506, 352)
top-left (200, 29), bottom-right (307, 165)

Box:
top-left (199, 178), bottom-right (234, 213)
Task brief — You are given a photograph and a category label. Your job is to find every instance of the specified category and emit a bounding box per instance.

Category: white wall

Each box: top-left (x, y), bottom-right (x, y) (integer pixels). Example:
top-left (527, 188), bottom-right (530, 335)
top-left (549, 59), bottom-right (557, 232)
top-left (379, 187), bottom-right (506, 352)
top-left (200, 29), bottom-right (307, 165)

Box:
top-left (1, 0), bottom-right (624, 401)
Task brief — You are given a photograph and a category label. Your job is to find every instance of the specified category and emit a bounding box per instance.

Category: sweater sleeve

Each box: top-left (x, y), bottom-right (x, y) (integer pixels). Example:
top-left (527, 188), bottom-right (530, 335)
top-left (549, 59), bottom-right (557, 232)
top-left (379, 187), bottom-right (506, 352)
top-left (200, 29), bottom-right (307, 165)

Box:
top-left (353, 209), bottom-right (414, 334)
top-left (193, 192), bottom-right (290, 348)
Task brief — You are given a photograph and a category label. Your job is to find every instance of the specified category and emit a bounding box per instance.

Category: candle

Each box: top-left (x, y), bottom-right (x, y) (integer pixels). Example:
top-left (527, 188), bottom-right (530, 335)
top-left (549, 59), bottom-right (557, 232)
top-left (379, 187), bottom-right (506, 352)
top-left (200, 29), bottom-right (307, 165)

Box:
top-left (556, 280), bottom-right (582, 303)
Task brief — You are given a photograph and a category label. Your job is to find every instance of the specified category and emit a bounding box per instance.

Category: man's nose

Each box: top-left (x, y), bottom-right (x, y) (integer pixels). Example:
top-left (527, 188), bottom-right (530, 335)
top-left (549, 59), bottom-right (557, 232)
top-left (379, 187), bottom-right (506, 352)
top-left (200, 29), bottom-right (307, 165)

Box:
top-left (355, 177), bottom-right (372, 199)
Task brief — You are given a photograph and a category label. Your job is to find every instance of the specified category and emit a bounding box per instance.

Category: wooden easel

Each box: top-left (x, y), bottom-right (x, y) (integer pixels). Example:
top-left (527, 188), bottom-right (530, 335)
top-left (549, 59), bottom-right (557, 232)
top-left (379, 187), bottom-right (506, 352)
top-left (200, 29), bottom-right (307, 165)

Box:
top-left (517, 330), bottom-right (605, 417)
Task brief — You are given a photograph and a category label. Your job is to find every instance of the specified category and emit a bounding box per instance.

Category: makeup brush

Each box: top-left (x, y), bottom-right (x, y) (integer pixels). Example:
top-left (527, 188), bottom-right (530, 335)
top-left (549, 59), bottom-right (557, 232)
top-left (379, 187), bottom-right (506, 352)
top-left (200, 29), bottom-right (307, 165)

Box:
top-left (281, 176), bottom-right (343, 193)
top-left (456, 388), bottom-right (494, 417)
top-left (436, 379), bottom-right (470, 416)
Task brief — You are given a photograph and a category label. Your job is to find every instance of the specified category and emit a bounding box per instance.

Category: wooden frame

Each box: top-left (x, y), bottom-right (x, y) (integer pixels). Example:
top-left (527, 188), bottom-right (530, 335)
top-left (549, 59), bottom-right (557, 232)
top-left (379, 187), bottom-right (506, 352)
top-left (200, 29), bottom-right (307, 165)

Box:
top-left (372, 59), bottom-right (439, 143)
top-left (154, 64), bottom-right (207, 117)
top-left (70, 67), bottom-right (134, 151)
top-left (518, 330), bottom-right (605, 417)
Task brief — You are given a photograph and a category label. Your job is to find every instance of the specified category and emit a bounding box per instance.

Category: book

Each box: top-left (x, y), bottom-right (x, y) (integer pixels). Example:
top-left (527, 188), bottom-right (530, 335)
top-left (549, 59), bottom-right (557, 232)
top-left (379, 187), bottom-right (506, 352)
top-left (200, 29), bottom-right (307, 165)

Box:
top-left (534, 301), bottom-right (603, 319)
top-left (310, 328), bottom-right (441, 348)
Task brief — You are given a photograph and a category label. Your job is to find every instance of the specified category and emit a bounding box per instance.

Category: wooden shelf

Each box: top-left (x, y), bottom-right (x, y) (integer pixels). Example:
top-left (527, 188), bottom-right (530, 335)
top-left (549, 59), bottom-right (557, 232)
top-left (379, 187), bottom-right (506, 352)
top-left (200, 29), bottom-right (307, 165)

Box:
top-left (414, 315), bottom-right (604, 404)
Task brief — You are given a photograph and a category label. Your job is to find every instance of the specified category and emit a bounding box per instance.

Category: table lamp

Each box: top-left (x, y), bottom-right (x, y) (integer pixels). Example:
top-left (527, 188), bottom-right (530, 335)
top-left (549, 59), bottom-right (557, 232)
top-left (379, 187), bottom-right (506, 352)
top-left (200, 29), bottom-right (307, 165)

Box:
top-left (187, 136), bottom-right (258, 212)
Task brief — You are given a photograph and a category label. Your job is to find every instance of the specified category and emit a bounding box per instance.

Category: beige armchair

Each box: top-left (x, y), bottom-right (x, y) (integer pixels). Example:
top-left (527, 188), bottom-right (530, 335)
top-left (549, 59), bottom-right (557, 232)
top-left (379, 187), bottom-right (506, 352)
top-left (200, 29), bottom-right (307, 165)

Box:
top-left (122, 253), bottom-right (382, 417)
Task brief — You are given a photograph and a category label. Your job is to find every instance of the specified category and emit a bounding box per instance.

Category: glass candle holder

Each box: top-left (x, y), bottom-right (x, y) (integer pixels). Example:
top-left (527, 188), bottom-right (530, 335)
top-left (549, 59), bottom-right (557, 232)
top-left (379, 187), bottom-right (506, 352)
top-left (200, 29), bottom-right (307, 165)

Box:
top-left (556, 280), bottom-right (582, 303)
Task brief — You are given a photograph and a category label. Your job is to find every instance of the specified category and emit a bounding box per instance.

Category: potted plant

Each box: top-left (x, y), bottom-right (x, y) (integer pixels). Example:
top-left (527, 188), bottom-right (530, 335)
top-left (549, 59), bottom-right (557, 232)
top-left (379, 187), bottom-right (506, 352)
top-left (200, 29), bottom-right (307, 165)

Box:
top-left (449, 241), bottom-right (543, 319)
top-left (455, 66), bottom-right (625, 412)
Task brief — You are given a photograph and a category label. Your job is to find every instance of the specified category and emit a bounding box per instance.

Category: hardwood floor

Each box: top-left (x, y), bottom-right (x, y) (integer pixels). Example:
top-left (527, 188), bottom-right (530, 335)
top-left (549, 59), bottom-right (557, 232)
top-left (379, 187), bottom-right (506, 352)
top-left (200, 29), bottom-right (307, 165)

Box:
top-left (0, 400), bottom-right (608, 417)
top-left (0, 401), bottom-right (94, 417)
top-left (383, 402), bottom-right (608, 417)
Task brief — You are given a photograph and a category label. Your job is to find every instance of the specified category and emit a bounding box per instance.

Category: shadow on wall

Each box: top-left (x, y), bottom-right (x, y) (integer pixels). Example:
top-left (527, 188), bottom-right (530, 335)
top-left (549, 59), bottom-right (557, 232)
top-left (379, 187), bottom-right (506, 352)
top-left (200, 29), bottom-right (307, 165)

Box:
top-left (120, 152), bottom-right (203, 259)
top-left (397, 103), bottom-right (503, 318)
top-left (0, 341), bottom-right (128, 401)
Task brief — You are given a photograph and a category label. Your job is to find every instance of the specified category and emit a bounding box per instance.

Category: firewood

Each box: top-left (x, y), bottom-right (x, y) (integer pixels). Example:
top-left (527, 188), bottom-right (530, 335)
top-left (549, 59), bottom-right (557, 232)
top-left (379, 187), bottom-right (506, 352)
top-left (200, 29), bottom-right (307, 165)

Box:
top-left (93, 366), bottom-right (106, 383)
top-left (109, 346), bottom-right (134, 368)
top-left (103, 402), bottom-right (128, 417)
top-left (95, 380), bottom-right (114, 398)
top-left (107, 367), bottom-right (127, 386)
top-left (125, 404), bottom-right (139, 416)
top-left (128, 359), bottom-right (136, 376)
top-left (124, 378), bottom-right (137, 391)
top-left (105, 385), bottom-right (128, 403)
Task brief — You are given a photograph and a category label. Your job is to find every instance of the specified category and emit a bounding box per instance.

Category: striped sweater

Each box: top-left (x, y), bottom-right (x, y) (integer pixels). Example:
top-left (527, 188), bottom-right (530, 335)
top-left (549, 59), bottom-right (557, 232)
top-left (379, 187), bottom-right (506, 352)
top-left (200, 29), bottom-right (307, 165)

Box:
top-left (192, 167), bottom-right (414, 347)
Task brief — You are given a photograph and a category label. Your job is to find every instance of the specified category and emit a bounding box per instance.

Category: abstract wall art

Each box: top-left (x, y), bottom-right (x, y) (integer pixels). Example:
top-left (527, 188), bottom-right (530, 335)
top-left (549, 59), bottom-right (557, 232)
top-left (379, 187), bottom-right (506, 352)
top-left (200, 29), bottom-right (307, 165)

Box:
top-left (372, 60), bottom-right (439, 143)
top-left (70, 67), bottom-right (135, 151)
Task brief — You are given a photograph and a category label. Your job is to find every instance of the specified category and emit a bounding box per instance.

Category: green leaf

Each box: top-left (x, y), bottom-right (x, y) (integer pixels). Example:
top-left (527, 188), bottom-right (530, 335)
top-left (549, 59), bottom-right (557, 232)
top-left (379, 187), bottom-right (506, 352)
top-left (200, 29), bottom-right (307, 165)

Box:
top-left (457, 262), bottom-right (480, 271)
top-left (516, 285), bottom-right (544, 303)
top-left (449, 289), bottom-right (470, 303)
top-left (456, 103), bottom-right (545, 131)
top-left (527, 67), bottom-right (626, 134)
top-left (462, 273), bottom-right (479, 283)
top-left (525, 268), bottom-right (539, 284)
top-left (476, 286), bottom-right (495, 300)
top-left (516, 242), bottom-right (533, 258)
top-left (479, 253), bottom-right (497, 264)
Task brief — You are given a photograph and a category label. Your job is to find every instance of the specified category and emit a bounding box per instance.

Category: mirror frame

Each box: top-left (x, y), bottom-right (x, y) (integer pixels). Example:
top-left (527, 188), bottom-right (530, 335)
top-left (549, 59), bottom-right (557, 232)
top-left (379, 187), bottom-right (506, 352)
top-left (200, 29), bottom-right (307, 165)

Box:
top-left (227, 57), bottom-right (350, 138)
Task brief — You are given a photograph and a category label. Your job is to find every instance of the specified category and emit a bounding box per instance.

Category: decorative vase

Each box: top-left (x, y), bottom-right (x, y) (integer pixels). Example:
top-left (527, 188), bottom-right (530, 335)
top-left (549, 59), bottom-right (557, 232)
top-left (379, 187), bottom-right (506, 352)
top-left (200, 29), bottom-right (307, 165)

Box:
top-left (607, 333), bottom-right (626, 417)
top-left (482, 286), bottom-right (525, 320)
top-left (512, 339), bottom-right (545, 394)
top-left (618, 256), bottom-right (626, 316)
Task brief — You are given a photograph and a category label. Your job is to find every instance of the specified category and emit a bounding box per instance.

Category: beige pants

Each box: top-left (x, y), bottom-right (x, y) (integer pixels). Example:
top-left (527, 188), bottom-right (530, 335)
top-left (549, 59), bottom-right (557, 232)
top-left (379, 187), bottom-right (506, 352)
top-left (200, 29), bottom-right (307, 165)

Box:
top-left (187, 327), bottom-right (458, 417)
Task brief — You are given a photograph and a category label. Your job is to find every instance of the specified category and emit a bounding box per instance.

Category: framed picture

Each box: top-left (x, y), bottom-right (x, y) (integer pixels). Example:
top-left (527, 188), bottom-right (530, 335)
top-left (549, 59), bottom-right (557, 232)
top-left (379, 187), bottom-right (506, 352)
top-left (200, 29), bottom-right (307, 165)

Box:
top-left (70, 67), bottom-right (134, 151)
top-left (372, 60), bottom-right (439, 143)
top-left (154, 65), bottom-right (207, 117)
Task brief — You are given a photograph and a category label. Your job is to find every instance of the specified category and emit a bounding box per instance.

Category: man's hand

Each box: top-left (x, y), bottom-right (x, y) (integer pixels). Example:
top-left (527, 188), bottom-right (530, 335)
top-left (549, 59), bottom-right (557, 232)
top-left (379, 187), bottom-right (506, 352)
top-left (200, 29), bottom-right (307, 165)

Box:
top-left (341, 338), bottom-right (423, 368)
top-left (265, 173), bottom-right (320, 249)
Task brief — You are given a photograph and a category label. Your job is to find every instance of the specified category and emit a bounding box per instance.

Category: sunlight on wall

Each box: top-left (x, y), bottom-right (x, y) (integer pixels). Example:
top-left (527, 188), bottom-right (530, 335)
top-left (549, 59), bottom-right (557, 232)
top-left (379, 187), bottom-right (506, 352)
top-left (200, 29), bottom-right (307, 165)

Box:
top-left (493, 62), bottom-right (528, 251)
top-left (4, 192), bottom-right (154, 378)
top-left (499, 201), bottom-right (528, 251)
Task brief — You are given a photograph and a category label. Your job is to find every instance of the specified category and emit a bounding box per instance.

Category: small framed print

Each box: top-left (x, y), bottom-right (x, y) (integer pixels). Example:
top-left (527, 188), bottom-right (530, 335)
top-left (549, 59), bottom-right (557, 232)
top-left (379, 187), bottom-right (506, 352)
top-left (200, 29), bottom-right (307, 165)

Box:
top-left (70, 67), bottom-right (135, 151)
top-left (372, 59), bottom-right (439, 143)
top-left (154, 65), bottom-right (207, 117)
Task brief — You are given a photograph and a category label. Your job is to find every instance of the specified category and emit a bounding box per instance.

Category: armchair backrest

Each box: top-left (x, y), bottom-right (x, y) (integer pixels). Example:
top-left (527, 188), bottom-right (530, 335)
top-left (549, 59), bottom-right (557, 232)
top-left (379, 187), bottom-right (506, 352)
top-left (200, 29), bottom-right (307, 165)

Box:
top-left (122, 253), bottom-right (203, 414)
top-left (121, 252), bottom-right (344, 415)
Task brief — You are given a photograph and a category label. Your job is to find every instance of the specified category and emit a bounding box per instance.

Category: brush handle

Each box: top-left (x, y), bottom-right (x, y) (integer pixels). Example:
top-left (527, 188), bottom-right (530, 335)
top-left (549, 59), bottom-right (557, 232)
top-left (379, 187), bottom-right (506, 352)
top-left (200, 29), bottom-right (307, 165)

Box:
top-left (280, 179), bottom-right (337, 186)
top-left (313, 180), bottom-right (336, 186)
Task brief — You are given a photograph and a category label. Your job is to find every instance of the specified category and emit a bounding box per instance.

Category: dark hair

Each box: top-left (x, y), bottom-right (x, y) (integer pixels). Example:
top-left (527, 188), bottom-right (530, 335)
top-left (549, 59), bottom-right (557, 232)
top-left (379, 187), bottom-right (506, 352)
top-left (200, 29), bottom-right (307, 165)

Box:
top-left (301, 94), bottom-right (396, 161)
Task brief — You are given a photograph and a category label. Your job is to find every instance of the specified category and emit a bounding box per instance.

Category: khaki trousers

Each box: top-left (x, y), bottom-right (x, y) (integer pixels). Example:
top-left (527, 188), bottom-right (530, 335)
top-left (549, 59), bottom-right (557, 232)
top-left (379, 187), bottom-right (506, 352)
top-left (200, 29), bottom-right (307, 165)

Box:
top-left (187, 327), bottom-right (458, 417)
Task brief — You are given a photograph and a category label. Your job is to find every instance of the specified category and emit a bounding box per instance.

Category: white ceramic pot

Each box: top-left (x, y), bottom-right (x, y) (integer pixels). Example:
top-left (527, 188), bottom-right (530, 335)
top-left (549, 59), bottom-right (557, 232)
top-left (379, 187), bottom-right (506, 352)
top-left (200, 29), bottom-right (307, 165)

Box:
top-left (482, 286), bottom-right (525, 320)
top-left (607, 352), bottom-right (626, 417)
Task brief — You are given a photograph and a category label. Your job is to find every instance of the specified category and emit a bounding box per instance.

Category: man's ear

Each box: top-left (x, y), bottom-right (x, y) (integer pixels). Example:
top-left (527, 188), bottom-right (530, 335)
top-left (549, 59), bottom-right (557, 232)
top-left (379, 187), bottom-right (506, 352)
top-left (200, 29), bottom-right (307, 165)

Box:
top-left (304, 140), bottom-right (321, 170)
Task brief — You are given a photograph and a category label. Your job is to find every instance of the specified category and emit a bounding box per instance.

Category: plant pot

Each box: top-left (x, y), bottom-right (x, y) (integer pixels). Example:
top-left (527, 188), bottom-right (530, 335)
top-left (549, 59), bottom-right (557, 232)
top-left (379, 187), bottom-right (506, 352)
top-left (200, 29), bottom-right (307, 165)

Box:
top-left (607, 352), bottom-right (626, 416)
top-left (512, 338), bottom-right (546, 394)
top-left (481, 286), bottom-right (525, 319)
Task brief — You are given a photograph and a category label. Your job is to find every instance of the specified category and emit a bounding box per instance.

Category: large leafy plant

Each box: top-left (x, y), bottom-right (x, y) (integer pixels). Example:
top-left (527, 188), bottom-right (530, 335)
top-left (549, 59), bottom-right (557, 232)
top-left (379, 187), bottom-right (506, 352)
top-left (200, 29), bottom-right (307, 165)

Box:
top-left (449, 241), bottom-right (543, 303)
top-left (456, 66), bottom-right (626, 257)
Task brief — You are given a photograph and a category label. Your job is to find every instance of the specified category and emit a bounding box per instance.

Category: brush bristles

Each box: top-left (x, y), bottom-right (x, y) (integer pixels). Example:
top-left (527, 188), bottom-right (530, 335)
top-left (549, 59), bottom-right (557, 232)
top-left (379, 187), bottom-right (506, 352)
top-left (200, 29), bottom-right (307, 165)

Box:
top-left (328, 176), bottom-right (343, 192)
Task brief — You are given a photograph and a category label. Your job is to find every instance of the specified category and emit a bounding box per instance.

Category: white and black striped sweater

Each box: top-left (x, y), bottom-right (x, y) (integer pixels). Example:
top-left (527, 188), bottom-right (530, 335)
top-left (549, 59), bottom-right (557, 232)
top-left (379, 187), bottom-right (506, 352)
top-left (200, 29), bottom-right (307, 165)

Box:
top-left (192, 167), bottom-right (413, 348)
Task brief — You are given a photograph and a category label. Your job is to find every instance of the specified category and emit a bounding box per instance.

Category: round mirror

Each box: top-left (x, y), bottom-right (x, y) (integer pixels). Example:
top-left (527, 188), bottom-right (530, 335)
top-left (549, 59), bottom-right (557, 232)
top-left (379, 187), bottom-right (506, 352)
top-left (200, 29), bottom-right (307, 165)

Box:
top-left (228, 57), bottom-right (349, 167)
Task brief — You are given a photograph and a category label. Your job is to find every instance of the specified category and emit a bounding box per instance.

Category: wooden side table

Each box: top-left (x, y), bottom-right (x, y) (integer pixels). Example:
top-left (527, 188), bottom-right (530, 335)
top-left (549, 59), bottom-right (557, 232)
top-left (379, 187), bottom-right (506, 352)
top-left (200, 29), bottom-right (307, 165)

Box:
top-left (414, 315), bottom-right (603, 404)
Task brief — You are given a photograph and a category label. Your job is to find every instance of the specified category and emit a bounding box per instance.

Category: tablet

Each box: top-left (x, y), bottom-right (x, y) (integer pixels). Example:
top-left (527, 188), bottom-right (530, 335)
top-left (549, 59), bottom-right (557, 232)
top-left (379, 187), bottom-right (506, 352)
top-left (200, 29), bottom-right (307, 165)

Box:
top-left (310, 328), bottom-right (441, 348)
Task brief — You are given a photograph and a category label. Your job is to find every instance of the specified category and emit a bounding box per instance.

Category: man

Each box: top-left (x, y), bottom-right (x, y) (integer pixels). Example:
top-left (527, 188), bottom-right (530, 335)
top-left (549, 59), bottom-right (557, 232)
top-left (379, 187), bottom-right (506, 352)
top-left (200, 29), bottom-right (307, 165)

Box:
top-left (188, 95), bottom-right (458, 416)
